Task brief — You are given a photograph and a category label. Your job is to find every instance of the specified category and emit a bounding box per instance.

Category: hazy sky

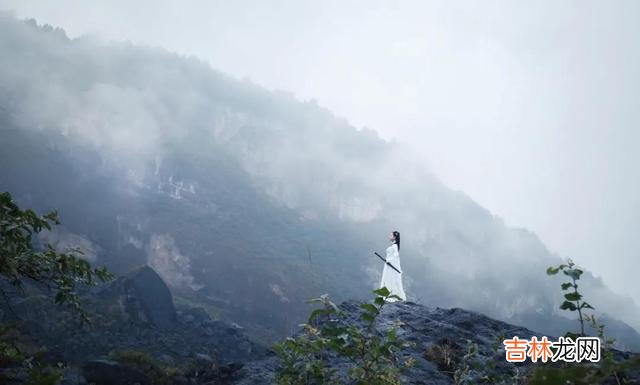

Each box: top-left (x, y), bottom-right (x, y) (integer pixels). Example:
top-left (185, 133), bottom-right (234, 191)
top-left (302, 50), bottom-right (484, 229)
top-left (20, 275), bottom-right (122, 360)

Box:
top-left (2, 0), bottom-right (639, 303)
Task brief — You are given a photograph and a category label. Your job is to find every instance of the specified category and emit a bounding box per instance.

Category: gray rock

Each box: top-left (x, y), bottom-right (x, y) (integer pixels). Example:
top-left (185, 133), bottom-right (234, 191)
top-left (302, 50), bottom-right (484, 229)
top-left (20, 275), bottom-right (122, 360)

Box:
top-left (99, 266), bottom-right (178, 330)
top-left (195, 353), bottom-right (214, 368)
top-left (83, 359), bottom-right (150, 385)
top-left (60, 367), bottom-right (87, 385)
top-left (237, 301), bottom-right (546, 384)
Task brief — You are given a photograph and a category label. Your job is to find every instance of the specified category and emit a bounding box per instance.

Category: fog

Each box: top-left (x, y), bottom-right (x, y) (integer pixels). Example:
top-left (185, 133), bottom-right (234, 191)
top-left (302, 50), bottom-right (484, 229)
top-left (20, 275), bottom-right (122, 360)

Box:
top-left (1, 0), bottom-right (639, 307)
top-left (3, 8), bottom-right (640, 348)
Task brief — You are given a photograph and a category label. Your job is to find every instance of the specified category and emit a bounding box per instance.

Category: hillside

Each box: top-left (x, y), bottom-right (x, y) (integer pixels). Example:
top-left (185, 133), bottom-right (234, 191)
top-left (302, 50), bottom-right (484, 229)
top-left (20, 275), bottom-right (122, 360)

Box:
top-left (2, 267), bottom-right (638, 384)
top-left (0, 13), bottom-right (639, 350)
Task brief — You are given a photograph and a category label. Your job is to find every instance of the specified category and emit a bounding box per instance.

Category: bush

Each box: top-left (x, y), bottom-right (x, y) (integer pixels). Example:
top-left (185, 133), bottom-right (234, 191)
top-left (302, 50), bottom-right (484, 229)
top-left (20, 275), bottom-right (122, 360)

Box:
top-left (274, 287), bottom-right (414, 385)
top-left (0, 192), bottom-right (113, 385)
top-left (527, 259), bottom-right (640, 384)
top-left (109, 350), bottom-right (178, 385)
top-left (0, 191), bottom-right (112, 321)
top-left (424, 337), bottom-right (460, 374)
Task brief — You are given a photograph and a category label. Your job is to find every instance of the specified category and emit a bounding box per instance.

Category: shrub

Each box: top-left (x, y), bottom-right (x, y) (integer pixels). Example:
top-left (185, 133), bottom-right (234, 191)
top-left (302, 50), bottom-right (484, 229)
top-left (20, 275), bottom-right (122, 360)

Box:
top-left (527, 259), bottom-right (640, 384)
top-left (109, 350), bottom-right (178, 385)
top-left (0, 192), bottom-right (113, 384)
top-left (0, 191), bottom-right (113, 322)
top-left (274, 287), bottom-right (414, 385)
top-left (546, 259), bottom-right (593, 337)
top-left (424, 337), bottom-right (460, 374)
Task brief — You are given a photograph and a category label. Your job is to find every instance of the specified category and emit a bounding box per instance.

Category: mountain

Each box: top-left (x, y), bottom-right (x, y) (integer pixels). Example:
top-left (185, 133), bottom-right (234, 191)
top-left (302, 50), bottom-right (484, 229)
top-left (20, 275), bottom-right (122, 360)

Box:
top-left (2, 268), bottom-right (638, 384)
top-left (239, 300), bottom-right (640, 385)
top-left (0, 13), bottom-right (638, 350)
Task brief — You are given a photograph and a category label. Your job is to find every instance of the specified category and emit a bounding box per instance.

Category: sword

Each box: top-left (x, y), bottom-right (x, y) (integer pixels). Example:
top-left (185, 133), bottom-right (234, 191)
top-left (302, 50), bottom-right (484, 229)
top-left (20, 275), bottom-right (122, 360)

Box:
top-left (374, 252), bottom-right (401, 274)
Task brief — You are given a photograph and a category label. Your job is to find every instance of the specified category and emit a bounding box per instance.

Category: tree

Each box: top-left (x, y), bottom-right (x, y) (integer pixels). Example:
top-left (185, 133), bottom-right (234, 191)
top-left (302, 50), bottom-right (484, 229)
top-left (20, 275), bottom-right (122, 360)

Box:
top-left (0, 191), bottom-right (112, 321)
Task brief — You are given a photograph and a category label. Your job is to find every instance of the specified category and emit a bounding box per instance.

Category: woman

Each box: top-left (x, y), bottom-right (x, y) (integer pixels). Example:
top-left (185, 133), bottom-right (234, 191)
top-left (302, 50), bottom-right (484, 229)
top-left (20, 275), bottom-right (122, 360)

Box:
top-left (380, 231), bottom-right (406, 301)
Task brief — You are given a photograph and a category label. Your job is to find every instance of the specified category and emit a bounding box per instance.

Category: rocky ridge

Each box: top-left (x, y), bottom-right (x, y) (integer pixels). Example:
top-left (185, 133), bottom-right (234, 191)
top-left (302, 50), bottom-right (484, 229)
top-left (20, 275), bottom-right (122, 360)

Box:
top-left (2, 267), bottom-right (639, 384)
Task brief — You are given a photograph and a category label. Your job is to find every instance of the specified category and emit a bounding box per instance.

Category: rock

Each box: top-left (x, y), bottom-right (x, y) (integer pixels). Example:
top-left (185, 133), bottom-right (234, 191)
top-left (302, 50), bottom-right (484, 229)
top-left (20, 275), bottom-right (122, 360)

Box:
top-left (3, 265), bottom-right (267, 379)
top-left (60, 367), bottom-right (87, 385)
top-left (157, 353), bottom-right (175, 366)
top-left (83, 359), bottom-right (150, 385)
top-left (240, 300), bottom-right (637, 384)
top-left (183, 307), bottom-right (210, 326)
top-left (194, 361), bottom-right (244, 384)
top-left (195, 353), bottom-right (214, 369)
top-left (99, 266), bottom-right (178, 330)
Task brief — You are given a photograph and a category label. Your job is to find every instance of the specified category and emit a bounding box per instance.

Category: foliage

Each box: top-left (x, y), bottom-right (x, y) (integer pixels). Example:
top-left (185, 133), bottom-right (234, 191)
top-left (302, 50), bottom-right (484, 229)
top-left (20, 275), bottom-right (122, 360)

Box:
top-left (527, 259), bottom-right (640, 384)
top-left (452, 339), bottom-right (479, 385)
top-left (109, 350), bottom-right (178, 385)
top-left (274, 287), bottom-right (414, 385)
top-left (0, 192), bottom-right (113, 384)
top-left (424, 337), bottom-right (460, 374)
top-left (546, 259), bottom-right (592, 337)
top-left (26, 364), bottom-right (64, 385)
top-left (0, 191), bottom-right (113, 322)
top-left (448, 337), bottom-right (522, 385)
top-left (0, 324), bottom-right (64, 385)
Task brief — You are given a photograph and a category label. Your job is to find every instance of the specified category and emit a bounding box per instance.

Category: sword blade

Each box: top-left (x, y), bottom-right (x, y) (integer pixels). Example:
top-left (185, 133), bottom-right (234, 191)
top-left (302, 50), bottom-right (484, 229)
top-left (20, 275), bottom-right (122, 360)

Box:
top-left (373, 252), bottom-right (402, 274)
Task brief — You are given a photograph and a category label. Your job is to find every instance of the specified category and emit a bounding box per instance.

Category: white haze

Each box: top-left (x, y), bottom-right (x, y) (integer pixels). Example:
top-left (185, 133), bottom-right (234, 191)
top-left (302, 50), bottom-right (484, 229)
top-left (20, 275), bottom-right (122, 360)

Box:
top-left (1, 0), bottom-right (639, 305)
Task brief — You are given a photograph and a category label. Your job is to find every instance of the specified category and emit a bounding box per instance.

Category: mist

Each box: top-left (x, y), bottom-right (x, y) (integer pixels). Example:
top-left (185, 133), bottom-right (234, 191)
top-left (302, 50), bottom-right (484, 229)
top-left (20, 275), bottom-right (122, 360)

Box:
top-left (1, 4), bottom-right (640, 354)
top-left (2, 0), bottom-right (638, 306)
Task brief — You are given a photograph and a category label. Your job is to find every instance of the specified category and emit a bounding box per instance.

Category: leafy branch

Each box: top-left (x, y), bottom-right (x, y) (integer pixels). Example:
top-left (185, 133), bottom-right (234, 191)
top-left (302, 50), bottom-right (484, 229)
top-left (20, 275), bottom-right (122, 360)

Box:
top-left (546, 259), bottom-right (592, 337)
top-left (274, 287), bottom-right (413, 385)
top-left (0, 191), bottom-right (113, 322)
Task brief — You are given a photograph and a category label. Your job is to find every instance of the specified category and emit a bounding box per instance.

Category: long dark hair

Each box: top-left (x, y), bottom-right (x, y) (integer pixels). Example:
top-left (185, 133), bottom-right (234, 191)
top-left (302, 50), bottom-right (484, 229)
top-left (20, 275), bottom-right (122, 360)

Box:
top-left (392, 231), bottom-right (400, 250)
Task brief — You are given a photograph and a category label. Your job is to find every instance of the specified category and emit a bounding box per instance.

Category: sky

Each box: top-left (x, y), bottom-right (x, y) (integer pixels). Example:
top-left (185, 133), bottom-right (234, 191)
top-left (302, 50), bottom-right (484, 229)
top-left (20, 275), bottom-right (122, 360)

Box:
top-left (1, 0), bottom-right (639, 303)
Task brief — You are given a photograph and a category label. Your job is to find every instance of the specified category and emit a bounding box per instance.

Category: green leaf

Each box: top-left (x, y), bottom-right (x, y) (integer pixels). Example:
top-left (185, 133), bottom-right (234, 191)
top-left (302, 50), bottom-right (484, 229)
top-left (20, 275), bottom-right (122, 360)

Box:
top-left (561, 282), bottom-right (574, 290)
top-left (361, 313), bottom-right (375, 323)
top-left (388, 294), bottom-right (402, 302)
top-left (560, 301), bottom-right (578, 311)
top-left (373, 287), bottom-right (390, 297)
top-left (546, 266), bottom-right (560, 275)
top-left (564, 292), bottom-right (582, 301)
top-left (360, 303), bottom-right (378, 315)
top-left (564, 268), bottom-right (583, 281)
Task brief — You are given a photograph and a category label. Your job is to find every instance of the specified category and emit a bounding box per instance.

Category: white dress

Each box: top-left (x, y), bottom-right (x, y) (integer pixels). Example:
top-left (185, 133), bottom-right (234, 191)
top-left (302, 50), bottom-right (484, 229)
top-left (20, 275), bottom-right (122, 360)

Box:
top-left (380, 243), bottom-right (406, 301)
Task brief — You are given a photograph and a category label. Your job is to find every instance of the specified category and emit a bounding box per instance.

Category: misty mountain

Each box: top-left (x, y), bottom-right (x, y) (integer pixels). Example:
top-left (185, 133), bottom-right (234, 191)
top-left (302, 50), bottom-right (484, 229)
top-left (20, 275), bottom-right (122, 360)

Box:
top-left (0, 14), bottom-right (638, 350)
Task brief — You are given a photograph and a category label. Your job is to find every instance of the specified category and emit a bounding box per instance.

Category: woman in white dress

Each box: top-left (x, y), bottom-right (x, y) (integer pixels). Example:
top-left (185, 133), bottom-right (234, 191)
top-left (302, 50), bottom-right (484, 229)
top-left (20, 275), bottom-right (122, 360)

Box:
top-left (380, 231), bottom-right (406, 301)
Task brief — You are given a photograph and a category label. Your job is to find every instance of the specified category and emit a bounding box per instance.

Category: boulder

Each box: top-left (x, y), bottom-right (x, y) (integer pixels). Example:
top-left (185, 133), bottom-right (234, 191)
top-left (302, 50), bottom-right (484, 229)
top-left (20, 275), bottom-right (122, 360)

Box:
top-left (100, 266), bottom-right (177, 330)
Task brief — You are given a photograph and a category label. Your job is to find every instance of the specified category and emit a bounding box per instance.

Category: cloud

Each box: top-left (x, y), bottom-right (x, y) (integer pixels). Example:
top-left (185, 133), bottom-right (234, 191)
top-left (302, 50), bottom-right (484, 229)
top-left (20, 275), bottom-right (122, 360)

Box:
top-left (147, 234), bottom-right (202, 291)
top-left (0, 13), bottom-right (638, 338)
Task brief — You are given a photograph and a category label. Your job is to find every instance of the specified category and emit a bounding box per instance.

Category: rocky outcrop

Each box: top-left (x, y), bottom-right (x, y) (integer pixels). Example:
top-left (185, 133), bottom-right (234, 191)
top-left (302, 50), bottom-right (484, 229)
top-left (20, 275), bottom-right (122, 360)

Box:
top-left (0, 266), bottom-right (266, 368)
top-left (237, 300), bottom-right (640, 384)
top-left (3, 266), bottom-right (638, 384)
top-left (97, 265), bottom-right (178, 330)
